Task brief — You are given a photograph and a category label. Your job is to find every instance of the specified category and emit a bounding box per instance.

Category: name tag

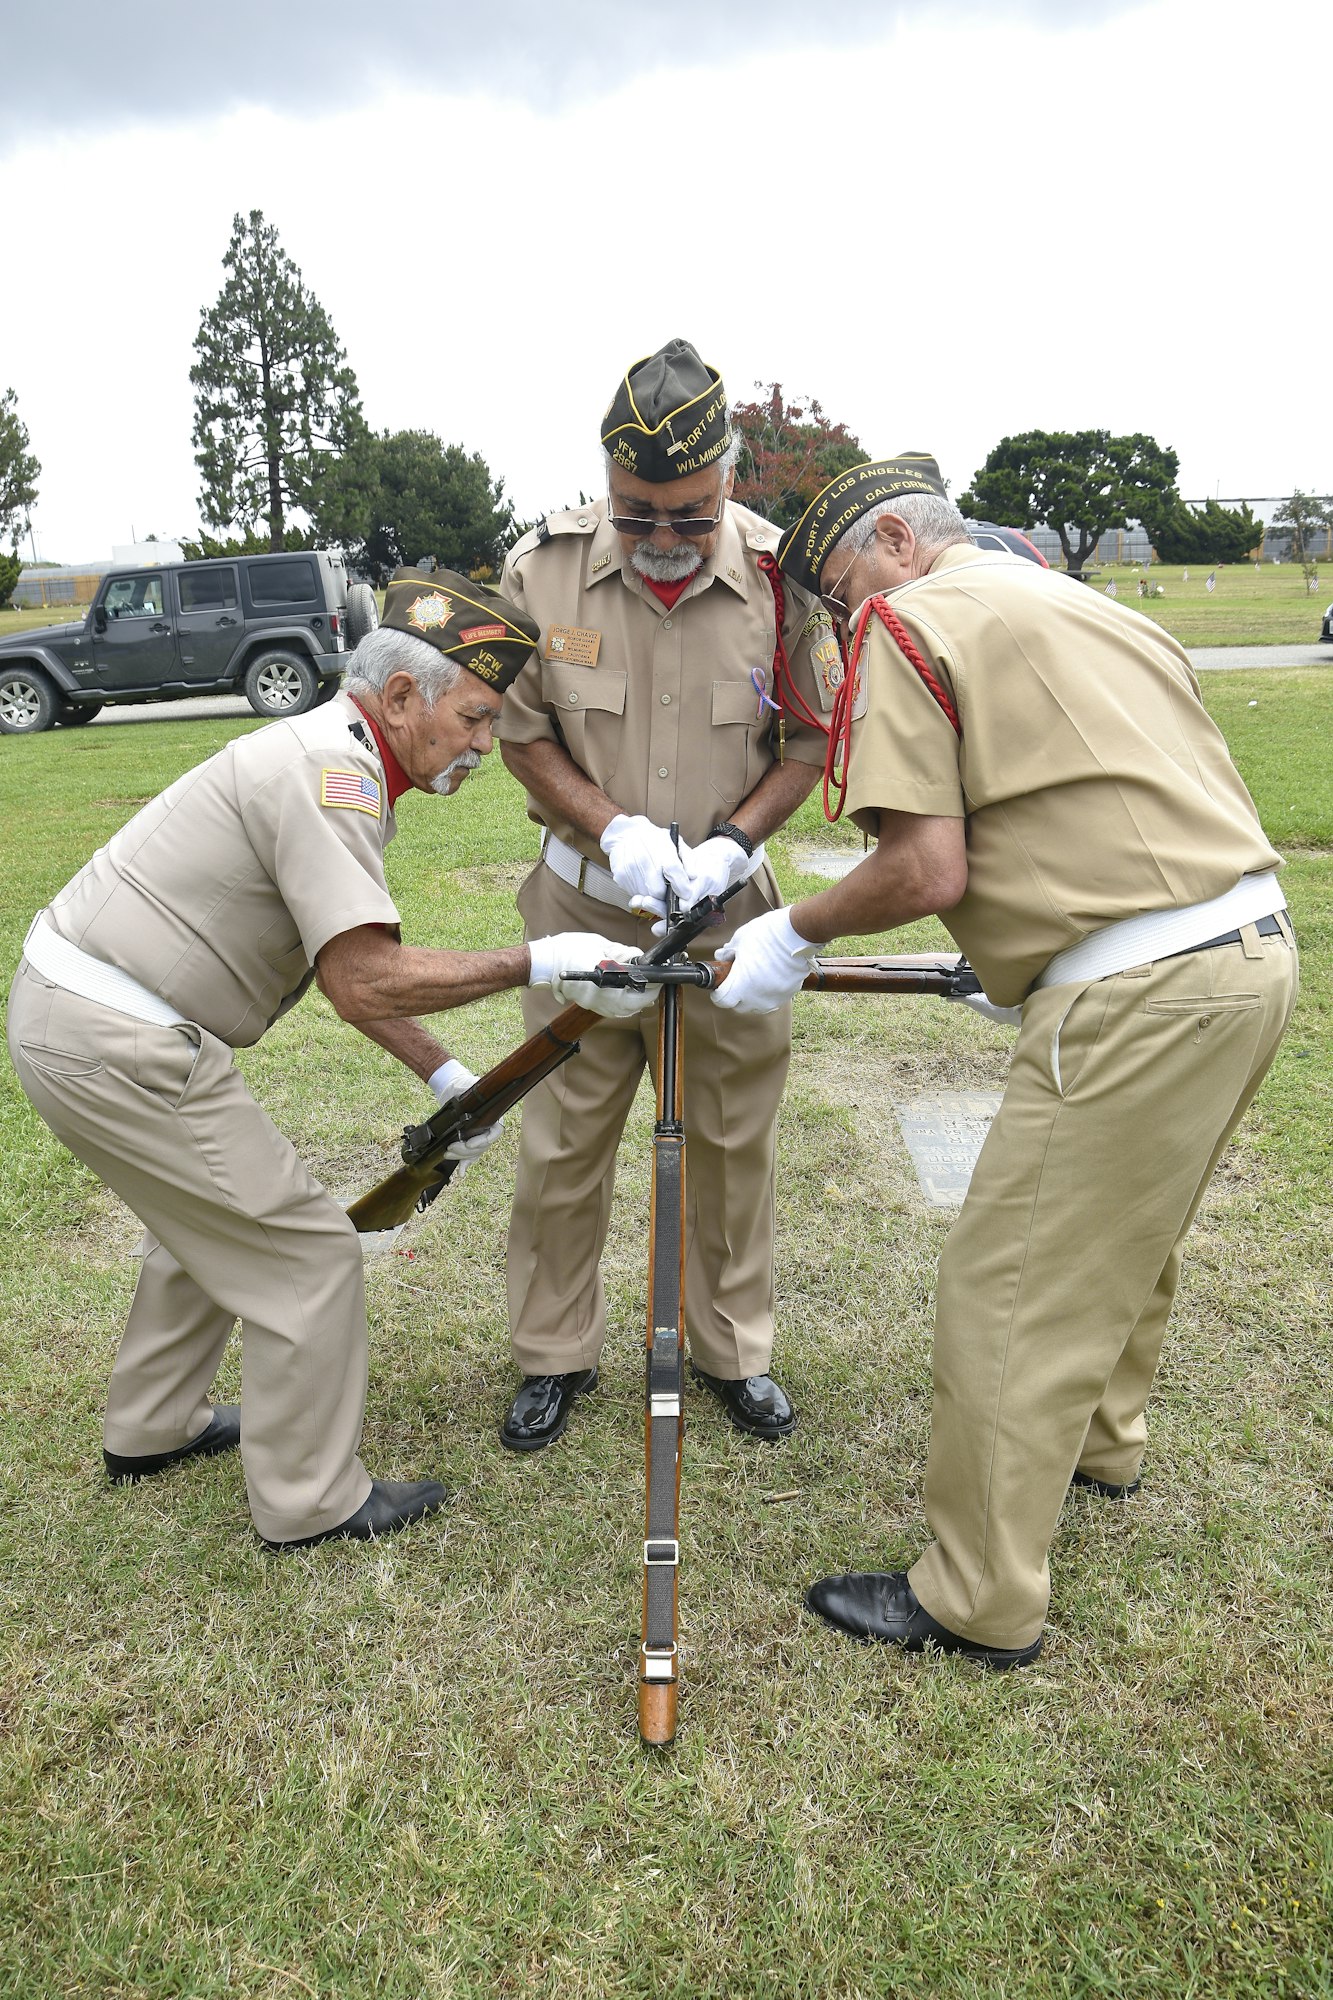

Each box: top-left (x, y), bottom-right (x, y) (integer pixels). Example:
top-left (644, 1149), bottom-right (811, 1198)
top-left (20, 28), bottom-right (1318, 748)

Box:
top-left (545, 625), bottom-right (601, 667)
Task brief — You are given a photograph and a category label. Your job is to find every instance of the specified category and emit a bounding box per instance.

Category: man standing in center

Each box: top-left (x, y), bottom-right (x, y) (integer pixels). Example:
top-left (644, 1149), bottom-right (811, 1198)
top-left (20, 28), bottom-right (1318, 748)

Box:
top-left (496, 337), bottom-right (838, 1450)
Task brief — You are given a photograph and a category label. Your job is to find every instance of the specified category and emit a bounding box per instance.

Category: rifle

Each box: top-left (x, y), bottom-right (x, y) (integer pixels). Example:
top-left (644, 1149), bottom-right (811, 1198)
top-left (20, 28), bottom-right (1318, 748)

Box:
top-left (639, 878), bottom-right (688, 1748)
top-left (564, 951), bottom-right (982, 1000)
top-left (345, 882), bottom-right (747, 1235)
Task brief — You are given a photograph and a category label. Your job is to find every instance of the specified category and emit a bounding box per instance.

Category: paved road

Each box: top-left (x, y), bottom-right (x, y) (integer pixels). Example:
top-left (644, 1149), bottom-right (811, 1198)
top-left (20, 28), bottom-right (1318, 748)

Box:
top-left (81, 643), bottom-right (1328, 729)
top-left (1190, 644), bottom-right (1329, 672)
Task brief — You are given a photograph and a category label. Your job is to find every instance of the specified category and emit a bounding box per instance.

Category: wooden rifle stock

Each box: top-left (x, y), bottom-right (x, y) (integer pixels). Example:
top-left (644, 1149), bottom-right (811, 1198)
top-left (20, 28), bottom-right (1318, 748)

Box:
top-left (346, 999), bottom-right (599, 1233)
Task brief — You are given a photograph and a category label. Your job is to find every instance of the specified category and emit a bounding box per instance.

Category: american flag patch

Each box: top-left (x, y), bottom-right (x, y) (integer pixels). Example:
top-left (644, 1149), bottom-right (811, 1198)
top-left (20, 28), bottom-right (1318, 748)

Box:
top-left (320, 768), bottom-right (382, 817)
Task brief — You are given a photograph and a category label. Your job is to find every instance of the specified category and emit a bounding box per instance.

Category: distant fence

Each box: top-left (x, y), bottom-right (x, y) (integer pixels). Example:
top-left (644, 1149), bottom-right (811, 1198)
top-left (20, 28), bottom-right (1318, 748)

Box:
top-left (1022, 524), bottom-right (1332, 568)
top-left (11, 571), bottom-right (106, 609)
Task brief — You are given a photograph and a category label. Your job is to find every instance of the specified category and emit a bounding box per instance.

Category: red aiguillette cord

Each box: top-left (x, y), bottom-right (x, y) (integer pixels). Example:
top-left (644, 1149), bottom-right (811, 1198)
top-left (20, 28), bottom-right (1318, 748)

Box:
top-left (824, 596), bottom-right (962, 823)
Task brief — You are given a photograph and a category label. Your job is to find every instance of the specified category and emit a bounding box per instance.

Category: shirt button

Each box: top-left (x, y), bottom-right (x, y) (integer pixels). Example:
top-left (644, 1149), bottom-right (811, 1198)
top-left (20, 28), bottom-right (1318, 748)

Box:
top-left (662, 618), bottom-right (672, 630)
top-left (567, 692), bottom-right (579, 704)
top-left (660, 693), bottom-right (671, 705)
top-left (577, 515), bottom-right (589, 527)
top-left (657, 766), bottom-right (669, 779)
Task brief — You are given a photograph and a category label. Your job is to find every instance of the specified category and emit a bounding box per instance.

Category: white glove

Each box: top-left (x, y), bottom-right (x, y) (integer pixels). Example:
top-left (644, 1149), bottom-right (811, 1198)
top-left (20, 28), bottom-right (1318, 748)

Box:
top-left (528, 933), bottom-right (657, 1018)
top-left (945, 993), bottom-right (1023, 1027)
top-left (710, 908), bottom-right (820, 1014)
top-left (677, 834), bottom-right (767, 905)
top-left (599, 814), bottom-right (695, 917)
top-left (425, 1057), bottom-right (504, 1177)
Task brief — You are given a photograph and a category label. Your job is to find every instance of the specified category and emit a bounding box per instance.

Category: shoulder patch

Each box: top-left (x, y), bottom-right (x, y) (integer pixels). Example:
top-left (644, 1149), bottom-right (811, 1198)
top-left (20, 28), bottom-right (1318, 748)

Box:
top-left (802, 610), bottom-right (834, 640)
top-left (321, 768), bottom-right (382, 818)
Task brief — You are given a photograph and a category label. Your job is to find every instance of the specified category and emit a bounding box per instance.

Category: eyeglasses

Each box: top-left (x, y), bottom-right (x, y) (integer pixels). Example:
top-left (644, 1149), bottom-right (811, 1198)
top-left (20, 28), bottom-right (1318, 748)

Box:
top-left (606, 491), bottom-right (726, 540)
top-left (819, 550), bottom-right (858, 623)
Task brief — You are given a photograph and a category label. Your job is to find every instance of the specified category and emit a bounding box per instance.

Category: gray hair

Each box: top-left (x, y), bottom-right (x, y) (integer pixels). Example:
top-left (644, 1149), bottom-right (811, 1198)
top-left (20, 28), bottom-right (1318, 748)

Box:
top-left (838, 491), bottom-right (971, 562)
top-left (344, 624), bottom-right (462, 707)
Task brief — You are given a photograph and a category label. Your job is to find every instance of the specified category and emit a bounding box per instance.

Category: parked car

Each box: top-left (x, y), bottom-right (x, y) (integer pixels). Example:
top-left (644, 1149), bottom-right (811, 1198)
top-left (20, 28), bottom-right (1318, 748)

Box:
top-left (964, 521), bottom-right (1050, 567)
top-left (1321, 601), bottom-right (1332, 643)
top-left (0, 550), bottom-right (379, 735)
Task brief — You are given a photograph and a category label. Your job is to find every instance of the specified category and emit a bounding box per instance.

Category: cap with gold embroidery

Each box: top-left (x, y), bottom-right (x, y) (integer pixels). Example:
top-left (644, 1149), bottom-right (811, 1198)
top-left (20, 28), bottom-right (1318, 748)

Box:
top-left (380, 566), bottom-right (540, 693)
top-left (776, 456), bottom-right (948, 594)
top-left (601, 336), bottom-right (732, 482)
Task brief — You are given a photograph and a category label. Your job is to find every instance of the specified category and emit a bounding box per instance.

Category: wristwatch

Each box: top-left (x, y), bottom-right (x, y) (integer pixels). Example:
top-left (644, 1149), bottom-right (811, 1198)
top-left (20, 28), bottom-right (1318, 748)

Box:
top-left (710, 820), bottom-right (754, 858)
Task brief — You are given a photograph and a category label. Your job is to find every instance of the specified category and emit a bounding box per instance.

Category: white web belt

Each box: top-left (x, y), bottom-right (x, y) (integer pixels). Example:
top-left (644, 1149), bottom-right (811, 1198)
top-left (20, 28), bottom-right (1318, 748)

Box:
top-left (23, 915), bottom-right (186, 1028)
top-left (541, 831), bottom-right (635, 911)
top-left (1033, 872), bottom-right (1287, 991)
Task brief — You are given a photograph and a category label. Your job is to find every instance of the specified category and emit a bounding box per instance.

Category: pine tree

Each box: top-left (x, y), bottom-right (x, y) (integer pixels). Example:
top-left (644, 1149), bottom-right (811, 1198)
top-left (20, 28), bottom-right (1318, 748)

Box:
top-left (190, 211), bottom-right (371, 551)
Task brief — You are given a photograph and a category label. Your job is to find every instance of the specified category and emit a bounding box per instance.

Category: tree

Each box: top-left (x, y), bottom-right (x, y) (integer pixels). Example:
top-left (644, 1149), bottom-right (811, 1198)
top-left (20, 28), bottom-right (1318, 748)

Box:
top-left (190, 210), bottom-right (372, 552)
top-left (349, 430), bottom-right (514, 586)
top-left (0, 387), bottom-right (40, 547)
top-left (960, 429), bottom-right (1179, 577)
top-left (730, 384), bottom-right (865, 529)
top-left (178, 526), bottom-right (316, 563)
top-left (1268, 489), bottom-right (1333, 565)
top-left (0, 551), bottom-right (22, 609)
top-left (1139, 495), bottom-right (1260, 565)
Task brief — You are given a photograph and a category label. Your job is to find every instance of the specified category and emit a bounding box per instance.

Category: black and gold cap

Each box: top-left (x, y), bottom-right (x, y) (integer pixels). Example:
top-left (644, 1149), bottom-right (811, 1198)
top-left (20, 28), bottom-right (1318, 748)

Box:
top-left (381, 567), bottom-right (539, 693)
top-left (777, 456), bottom-right (948, 594)
top-left (601, 336), bottom-right (732, 482)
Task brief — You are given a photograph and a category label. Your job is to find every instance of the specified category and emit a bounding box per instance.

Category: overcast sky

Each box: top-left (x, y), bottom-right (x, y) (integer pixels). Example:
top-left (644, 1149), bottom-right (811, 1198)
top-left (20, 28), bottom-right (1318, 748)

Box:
top-left (3, 0), bottom-right (1328, 561)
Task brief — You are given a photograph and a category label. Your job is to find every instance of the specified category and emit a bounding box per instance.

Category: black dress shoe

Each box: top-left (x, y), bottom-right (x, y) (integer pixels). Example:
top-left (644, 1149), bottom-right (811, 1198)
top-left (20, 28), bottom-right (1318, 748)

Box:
top-left (691, 1366), bottom-right (796, 1440)
top-left (261, 1477), bottom-right (449, 1552)
top-left (1070, 1469), bottom-right (1142, 1498)
top-left (104, 1405), bottom-right (241, 1484)
top-left (500, 1369), bottom-right (598, 1453)
top-left (805, 1569), bottom-right (1041, 1670)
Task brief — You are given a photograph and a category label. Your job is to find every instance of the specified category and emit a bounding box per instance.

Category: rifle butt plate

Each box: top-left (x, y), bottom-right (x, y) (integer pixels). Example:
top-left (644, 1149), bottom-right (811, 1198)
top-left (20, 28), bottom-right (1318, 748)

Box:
top-left (638, 1679), bottom-right (679, 1749)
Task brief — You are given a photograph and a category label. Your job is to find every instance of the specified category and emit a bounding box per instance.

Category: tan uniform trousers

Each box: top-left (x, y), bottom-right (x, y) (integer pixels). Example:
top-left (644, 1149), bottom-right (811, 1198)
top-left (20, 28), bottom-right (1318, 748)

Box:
top-left (7, 960), bottom-right (374, 1543)
top-left (507, 862), bottom-right (791, 1380)
top-left (909, 922), bottom-right (1298, 1651)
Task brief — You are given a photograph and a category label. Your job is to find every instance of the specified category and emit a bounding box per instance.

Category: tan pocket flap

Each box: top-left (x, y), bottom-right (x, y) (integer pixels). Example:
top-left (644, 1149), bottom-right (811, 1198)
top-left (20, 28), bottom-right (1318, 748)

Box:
top-left (543, 662), bottom-right (627, 715)
top-left (711, 680), bottom-right (757, 726)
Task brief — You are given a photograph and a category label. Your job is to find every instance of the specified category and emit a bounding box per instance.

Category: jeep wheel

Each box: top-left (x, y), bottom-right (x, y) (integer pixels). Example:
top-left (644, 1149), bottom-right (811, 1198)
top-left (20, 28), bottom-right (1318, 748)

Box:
top-left (243, 649), bottom-right (319, 718)
top-left (0, 667), bottom-right (58, 735)
top-left (58, 700), bottom-right (104, 728)
top-left (345, 582), bottom-right (379, 648)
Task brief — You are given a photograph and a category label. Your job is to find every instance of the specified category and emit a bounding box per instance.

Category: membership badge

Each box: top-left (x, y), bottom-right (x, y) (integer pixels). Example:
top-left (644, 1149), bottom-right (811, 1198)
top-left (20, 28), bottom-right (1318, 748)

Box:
top-left (407, 592), bottom-right (452, 632)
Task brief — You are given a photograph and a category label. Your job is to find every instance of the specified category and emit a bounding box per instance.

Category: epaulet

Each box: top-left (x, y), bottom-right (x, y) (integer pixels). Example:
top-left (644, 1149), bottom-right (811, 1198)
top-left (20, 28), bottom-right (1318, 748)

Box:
top-left (744, 521), bottom-right (779, 555)
top-left (508, 505), bottom-right (599, 567)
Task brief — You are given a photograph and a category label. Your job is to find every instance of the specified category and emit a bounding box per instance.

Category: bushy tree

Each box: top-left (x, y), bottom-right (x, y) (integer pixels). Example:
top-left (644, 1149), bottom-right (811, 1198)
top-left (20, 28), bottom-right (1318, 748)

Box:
top-left (350, 430), bottom-right (514, 585)
top-left (178, 526), bottom-right (316, 563)
top-left (1268, 489), bottom-right (1333, 564)
top-left (731, 384), bottom-right (865, 529)
top-left (0, 550), bottom-right (22, 609)
top-left (0, 387), bottom-right (40, 546)
top-left (960, 429), bottom-right (1179, 577)
top-left (190, 211), bottom-right (372, 551)
top-left (1140, 495), bottom-right (1260, 564)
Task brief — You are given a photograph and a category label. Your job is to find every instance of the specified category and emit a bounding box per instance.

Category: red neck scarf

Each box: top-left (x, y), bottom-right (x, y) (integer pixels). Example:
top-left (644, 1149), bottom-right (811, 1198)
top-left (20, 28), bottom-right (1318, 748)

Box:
top-left (348, 696), bottom-right (413, 805)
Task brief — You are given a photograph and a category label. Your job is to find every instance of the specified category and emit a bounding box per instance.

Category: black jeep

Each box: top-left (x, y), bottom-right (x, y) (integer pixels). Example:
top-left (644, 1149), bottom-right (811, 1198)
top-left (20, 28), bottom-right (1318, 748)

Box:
top-left (0, 550), bottom-right (379, 735)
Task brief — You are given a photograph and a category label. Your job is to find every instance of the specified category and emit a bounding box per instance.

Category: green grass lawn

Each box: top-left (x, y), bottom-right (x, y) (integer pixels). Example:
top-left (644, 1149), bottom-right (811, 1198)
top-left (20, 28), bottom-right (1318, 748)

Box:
top-left (0, 672), bottom-right (1330, 1999)
top-left (1081, 562), bottom-right (1328, 648)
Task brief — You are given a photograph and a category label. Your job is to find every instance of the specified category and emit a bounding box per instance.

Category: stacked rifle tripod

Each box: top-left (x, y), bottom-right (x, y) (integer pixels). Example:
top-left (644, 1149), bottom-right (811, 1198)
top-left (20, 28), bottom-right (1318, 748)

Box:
top-left (346, 837), bottom-right (983, 1750)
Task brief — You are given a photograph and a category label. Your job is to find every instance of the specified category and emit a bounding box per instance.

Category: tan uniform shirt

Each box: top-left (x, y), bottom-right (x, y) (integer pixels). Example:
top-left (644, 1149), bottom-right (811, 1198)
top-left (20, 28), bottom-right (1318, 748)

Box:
top-left (499, 499), bottom-right (837, 857)
top-left (45, 694), bottom-right (400, 1045)
top-left (843, 547), bottom-right (1282, 1006)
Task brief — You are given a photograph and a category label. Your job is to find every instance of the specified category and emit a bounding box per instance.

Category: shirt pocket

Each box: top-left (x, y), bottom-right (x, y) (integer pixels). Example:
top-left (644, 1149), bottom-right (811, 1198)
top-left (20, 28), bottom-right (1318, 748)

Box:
top-left (542, 662), bottom-right (627, 777)
top-left (708, 679), bottom-right (763, 808)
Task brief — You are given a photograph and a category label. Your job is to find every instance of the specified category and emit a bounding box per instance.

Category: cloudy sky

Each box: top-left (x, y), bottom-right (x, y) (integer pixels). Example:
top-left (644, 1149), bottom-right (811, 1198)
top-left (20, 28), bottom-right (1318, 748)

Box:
top-left (3, 0), bottom-right (1328, 560)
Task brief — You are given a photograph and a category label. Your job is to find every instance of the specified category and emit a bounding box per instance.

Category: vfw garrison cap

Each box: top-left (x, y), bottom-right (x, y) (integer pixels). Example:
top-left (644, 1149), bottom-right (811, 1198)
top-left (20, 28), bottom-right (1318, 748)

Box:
top-left (777, 455), bottom-right (949, 594)
top-left (602, 336), bottom-right (732, 482)
top-left (381, 567), bottom-right (540, 694)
